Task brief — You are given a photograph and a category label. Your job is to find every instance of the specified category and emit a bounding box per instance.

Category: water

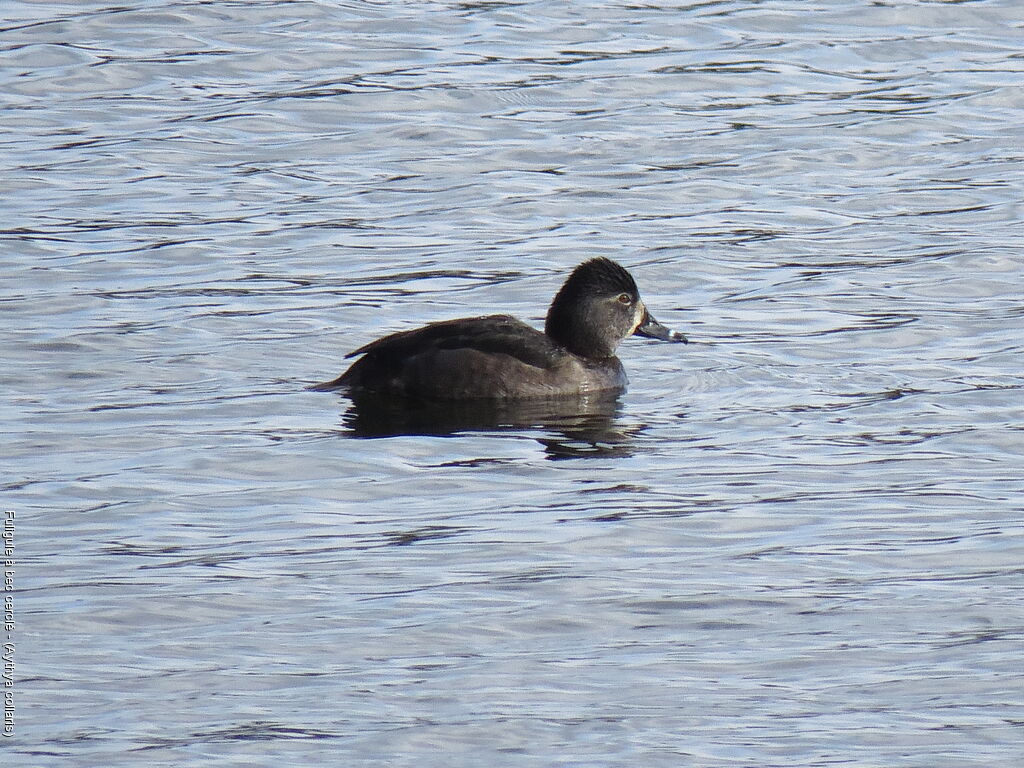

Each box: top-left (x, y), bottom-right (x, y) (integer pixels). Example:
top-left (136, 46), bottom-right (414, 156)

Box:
top-left (4, 0), bottom-right (1024, 765)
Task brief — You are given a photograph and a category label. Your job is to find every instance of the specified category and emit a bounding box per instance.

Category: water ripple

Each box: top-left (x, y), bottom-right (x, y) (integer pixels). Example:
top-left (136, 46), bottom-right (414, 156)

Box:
top-left (5, 0), bottom-right (1024, 765)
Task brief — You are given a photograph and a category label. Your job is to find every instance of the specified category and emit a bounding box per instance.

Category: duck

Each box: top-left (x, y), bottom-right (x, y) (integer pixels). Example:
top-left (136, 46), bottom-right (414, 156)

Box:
top-left (312, 257), bottom-right (685, 399)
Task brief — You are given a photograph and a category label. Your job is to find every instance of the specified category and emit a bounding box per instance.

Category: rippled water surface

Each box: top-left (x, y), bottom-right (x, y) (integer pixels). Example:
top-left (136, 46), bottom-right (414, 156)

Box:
top-left (4, 0), bottom-right (1024, 765)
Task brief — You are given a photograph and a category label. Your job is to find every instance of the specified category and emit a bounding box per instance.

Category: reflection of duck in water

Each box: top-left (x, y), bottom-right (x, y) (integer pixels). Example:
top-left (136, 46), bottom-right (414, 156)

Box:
top-left (338, 388), bottom-right (626, 450)
top-left (313, 257), bottom-right (685, 399)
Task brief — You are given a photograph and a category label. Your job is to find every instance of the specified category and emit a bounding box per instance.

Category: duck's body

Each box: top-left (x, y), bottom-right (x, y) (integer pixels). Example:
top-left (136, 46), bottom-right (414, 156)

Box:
top-left (326, 314), bottom-right (628, 398)
top-left (314, 257), bottom-right (684, 399)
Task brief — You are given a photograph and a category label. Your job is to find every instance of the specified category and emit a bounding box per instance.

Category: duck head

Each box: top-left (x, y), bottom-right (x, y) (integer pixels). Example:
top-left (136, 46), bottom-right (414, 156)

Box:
top-left (544, 257), bottom-right (686, 359)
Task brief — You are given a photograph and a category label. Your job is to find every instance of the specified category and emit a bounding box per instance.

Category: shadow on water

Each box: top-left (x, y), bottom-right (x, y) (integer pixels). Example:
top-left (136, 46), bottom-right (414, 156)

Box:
top-left (338, 391), bottom-right (637, 459)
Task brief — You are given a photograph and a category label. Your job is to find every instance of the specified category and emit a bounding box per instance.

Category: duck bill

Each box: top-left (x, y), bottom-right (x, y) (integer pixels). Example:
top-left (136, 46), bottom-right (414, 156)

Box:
top-left (635, 309), bottom-right (687, 343)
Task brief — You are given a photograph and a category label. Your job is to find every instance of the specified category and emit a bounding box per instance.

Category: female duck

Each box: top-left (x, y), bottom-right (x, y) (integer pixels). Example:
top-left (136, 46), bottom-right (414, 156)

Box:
top-left (314, 257), bottom-right (685, 399)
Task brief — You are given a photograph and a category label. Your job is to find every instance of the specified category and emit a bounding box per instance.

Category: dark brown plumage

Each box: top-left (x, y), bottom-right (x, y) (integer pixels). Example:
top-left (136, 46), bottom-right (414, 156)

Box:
top-left (313, 257), bottom-right (685, 399)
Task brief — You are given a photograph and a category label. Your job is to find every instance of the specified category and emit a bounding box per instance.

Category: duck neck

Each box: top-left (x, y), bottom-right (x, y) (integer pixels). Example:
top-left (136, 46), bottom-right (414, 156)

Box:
top-left (545, 311), bottom-right (618, 359)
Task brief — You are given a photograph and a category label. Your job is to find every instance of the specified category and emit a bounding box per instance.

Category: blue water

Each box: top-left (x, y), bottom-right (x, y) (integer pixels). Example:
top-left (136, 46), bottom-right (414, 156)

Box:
top-left (4, 1), bottom-right (1023, 765)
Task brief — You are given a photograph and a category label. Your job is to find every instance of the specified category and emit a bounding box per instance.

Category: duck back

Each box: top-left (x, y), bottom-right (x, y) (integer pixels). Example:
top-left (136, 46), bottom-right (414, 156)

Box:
top-left (315, 314), bottom-right (627, 399)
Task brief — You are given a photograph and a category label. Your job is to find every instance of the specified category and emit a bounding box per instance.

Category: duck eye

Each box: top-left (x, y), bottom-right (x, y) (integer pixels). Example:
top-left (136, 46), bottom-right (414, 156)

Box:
top-left (617, 293), bottom-right (632, 305)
